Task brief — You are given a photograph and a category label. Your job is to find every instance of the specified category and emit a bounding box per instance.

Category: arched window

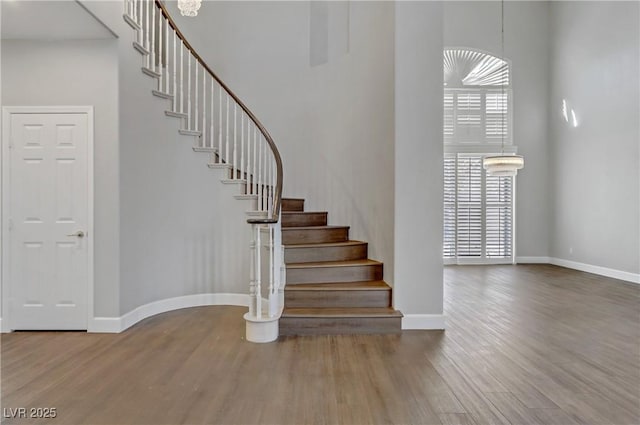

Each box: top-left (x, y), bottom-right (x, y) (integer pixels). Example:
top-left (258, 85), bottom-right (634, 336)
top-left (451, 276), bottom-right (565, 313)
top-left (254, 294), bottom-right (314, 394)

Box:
top-left (443, 48), bottom-right (511, 145)
top-left (443, 48), bottom-right (515, 264)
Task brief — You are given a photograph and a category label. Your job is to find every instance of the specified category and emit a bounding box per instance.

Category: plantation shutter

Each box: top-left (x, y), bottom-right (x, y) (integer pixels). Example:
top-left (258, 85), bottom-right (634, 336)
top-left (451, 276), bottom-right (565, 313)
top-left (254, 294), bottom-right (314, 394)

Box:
top-left (456, 155), bottom-right (483, 257)
top-left (456, 92), bottom-right (482, 142)
top-left (444, 93), bottom-right (455, 138)
top-left (443, 154), bottom-right (457, 258)
top-left (442, 153), bottom-right (514, 262)
top-left (485, 174), bottom-right (513, 258)
top-left (485, 91), bottom-right (509, 141)
top-left (444, 89), bottom-right (512, 145)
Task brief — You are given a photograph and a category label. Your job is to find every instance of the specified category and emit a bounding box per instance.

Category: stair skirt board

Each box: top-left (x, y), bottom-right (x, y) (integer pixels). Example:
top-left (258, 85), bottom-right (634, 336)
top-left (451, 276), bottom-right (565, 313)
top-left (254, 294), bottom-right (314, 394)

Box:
top-left (89, 293), bottom-right (254, 333)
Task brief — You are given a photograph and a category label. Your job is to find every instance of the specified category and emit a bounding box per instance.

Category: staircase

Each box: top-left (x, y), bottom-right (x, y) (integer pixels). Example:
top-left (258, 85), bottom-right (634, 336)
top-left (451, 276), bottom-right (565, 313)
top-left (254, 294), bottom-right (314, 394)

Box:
top-left (122, 0), bottom-right (401, 340)
top-left (279, 198), bottom-right (402, 335)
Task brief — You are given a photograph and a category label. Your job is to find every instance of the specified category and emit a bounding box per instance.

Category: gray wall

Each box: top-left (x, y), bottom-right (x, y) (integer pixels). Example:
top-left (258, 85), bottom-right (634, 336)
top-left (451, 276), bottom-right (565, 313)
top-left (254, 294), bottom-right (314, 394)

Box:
top-left (394, 1), bottom-right (444, 321)
top-left (81, 1), bottom-right (254, 316)
top-left (1, 39), bottom-right (121, 317)
top-left (443, 1), bottom-right (551, 259)
top-left (549, 1), bottom-right (640, 275)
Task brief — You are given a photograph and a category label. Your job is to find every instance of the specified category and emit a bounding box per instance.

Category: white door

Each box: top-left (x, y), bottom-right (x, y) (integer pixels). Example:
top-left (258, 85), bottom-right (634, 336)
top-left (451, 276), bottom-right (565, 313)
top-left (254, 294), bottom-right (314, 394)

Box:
top-left (6, 111), bottom-right (90, 330)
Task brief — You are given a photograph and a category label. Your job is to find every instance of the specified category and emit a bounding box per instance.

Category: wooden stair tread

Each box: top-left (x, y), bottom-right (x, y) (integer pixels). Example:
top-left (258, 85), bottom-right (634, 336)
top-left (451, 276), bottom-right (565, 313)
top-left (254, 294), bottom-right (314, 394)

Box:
top-left (287, 259), bottom-right (382, 269)
top-left (282, 197), bottom-right (305, 201)
top-left (282, 225), bottom-right (349, 231)
top-left (282, 211), bottom-right (326, 215)
top-left (285, 281), bottom-right (390, 291)
top-left (282, 307), bottom-right (402, 318)
top-left (284, 240), bottom-right (366, 249)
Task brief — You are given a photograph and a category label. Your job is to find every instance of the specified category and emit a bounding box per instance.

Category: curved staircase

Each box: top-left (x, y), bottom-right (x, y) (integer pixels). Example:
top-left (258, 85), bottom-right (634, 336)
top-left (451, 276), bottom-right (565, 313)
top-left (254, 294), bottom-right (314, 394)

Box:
top-left (122, 0), bottom-right (402, 339)
top-left (279, 198), bottom-right (403, 335)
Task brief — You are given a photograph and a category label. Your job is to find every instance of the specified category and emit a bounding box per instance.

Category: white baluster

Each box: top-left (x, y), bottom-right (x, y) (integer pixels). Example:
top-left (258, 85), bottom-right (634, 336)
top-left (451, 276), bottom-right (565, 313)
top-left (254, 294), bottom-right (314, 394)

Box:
top-left (256, 226), bottom-right (262, 318)
top-left (134, 0), bottom-right (144, 44)
top-left (157, 10), bottom-right (162, 88)
top-left (233, 104), bottom-right (237, 179)
top-left (195, 61), bottom-right (199, 131)
top-left (240, 112), bottom-right (245, 186)
top-left (146, 0), bottom-right (150, 68)
top-left (225, 94), bottom-right (230, 166)
top-left (165, 18), bottom-right (169, 93)
top-left (179, 41), bottom-right (184, 113)
top-left (202, 72), bottom-right (206, 147)
top-left (210, 79), bottom-right (214, 149)
top-left (187, 54), bottom-right (191, 129)
top-left (253, 127), bottom-right (258, 195)
top-left (269, 224), bottom-right (276, 317)
top-left (218, 87), bottom-right (222, 162)
top-left (249, 224), bottom-right (257, 318)
top-left (151, 2), bottom-right (155, 72)
top-left (269, 157), bottom-right (273, 215)
top-left (173, 31), bottom-right (177, 110)
top-left (247, 120), bottom-right (252, 192)
top-left (259, 135), bottom-right (264, 211)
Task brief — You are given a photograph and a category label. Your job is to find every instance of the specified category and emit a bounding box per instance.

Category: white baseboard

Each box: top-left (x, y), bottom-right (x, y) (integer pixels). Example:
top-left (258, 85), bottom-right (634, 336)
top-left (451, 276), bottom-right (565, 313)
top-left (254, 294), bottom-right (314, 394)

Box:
top-left (402, 314), bottom-right (445, 330)
top-left (516, 256), bottom-right (551, 264)
top-left (550, 258), bottom-right (640, 284)
top-left (89, 293), bottom-right (250, 333)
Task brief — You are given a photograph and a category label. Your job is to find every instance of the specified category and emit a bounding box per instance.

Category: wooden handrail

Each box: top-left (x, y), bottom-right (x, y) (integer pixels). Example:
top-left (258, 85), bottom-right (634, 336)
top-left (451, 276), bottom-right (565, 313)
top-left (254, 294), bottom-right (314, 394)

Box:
top-left (155, 0), bottom-right (282, 223)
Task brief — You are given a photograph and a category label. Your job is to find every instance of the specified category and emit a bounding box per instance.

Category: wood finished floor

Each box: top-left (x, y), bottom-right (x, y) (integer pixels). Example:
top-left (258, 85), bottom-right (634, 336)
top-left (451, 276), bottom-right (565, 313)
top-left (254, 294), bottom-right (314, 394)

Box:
top-left (2, 264), bottom-right (639, 425)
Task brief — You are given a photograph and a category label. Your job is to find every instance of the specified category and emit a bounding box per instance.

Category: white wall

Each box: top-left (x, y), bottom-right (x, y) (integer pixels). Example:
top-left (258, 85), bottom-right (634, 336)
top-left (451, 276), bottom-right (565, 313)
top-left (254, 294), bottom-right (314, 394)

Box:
top-left (443, 1), bottom-right (551, 260)
top-left (80, 1), bottom-right (255, 317)
top-left (549, 1), bottom-right (640, 276)
top-left (394, 1), bottom-right (444, 327)
top-left (1, 39), bottom-right (121, 317)
top-left (166, 1), bottom-right (396, 285)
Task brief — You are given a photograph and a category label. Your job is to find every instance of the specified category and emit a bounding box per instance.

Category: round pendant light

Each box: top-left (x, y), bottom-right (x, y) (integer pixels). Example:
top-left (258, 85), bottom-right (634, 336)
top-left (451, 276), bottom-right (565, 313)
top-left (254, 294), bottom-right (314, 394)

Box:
top-left (482, 0), bottom-right (524, 177)
top-left (483, 155), bottom-right (524, 176)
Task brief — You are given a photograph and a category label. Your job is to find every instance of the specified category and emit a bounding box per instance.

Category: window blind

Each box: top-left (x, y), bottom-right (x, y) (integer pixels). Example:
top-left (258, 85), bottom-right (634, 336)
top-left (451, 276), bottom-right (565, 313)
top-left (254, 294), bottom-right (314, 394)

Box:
top-left (444, 89), bottom-right (511, 145)
top-left (443, 153), bottom-right (514, 262)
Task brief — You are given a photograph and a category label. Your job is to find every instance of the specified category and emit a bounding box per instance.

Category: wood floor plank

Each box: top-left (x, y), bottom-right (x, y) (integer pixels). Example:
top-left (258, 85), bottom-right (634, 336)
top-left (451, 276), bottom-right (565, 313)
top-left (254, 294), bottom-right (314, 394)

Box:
top-left (2, 264), bottom-right (638, 424)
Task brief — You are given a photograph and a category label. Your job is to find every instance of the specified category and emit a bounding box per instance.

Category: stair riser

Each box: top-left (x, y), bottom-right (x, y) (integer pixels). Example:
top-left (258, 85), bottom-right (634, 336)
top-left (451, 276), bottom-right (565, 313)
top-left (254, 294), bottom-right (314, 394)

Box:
top-left (279, 317), bottom-right (401, 336)
top-left (287, 264), bottom-right (383, 284)
top-left (285, 244), bottom-right (368, 263)
top-left (285, 290), bottom-right (391, 308)
top-left (282, 212), bottom-right (328, 227)
top-left (282, 199), bottom-right (304, 211)
top-left (283, 228), bottom-right (348, 245)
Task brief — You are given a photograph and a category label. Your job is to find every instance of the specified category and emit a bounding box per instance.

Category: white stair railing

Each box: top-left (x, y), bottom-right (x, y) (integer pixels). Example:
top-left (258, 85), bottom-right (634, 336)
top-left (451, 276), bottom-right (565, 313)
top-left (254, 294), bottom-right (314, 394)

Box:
top-left (123, 0), bottom-right (285, 342)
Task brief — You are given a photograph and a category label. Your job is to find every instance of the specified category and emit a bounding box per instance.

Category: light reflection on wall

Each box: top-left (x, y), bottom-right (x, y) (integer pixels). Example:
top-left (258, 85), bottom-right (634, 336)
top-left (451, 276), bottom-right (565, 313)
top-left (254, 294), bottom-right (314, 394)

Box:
top-left (561, 98), bottom-right (579, 128)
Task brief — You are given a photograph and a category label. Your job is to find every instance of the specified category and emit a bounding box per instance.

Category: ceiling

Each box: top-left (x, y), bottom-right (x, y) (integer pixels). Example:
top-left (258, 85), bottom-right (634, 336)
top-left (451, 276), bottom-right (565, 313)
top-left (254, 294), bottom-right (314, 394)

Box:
top-left (1, 1), bottom-right (115, 40)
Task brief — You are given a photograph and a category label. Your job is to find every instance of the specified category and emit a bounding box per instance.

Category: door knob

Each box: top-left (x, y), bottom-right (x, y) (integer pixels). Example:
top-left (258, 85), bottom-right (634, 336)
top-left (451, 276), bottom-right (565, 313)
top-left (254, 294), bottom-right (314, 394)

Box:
top-left (67, 231), bottom-right (85, 238)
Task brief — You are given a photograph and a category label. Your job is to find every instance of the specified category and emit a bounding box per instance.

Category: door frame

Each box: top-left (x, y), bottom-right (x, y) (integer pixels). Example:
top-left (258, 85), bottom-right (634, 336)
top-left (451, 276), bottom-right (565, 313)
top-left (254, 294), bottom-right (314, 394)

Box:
top-left (1, 106), bottom-right (95, 332)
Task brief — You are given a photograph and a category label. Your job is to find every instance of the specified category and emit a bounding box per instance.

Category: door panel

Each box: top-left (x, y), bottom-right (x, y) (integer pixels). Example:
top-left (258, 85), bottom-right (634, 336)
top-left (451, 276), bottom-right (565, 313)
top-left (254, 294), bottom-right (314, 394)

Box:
top-left (9, 112), bottom-right (89, 330)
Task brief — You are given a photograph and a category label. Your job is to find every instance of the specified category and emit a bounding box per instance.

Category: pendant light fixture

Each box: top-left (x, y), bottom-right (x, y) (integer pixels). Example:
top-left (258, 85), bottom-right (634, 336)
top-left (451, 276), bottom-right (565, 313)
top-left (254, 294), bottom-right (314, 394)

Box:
top-left (178, 0), bottom-right (202, 17)
top-left (483, 0), bottom-right (524, 177)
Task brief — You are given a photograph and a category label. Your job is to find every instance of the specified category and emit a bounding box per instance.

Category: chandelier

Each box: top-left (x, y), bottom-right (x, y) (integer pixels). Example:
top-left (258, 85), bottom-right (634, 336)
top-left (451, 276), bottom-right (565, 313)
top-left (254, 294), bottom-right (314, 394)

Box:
top-left (483, 0), bottom-right (524, 177)
top-left (178, 0), bottom-right (202, 17)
